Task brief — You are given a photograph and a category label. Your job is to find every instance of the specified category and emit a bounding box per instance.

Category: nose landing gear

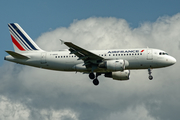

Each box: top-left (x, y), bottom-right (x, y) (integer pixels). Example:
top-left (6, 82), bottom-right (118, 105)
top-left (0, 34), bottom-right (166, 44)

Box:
top-left (148, 68), bottom-right (153, 80)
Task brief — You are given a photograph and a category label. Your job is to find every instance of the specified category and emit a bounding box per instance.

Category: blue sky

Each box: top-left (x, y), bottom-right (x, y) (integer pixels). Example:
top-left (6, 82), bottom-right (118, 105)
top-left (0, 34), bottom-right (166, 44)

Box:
top-left (1, 0), bottom-right (180, 65)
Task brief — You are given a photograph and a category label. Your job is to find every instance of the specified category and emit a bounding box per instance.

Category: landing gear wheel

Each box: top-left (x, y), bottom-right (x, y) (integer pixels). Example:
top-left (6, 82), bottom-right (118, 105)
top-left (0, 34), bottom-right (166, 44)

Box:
top-left (89, 73), bottom-right (95, 79)
top-left (93, 79), bottom-right (99, 86)
top-left (148, 68), bottom-right (153, 80)
top-left (149, 75), bottom-right (153, 80)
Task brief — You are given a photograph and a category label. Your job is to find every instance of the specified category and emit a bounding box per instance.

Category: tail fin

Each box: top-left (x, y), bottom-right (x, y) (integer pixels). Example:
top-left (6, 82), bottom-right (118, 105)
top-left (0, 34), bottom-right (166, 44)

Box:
top-left (8, 23), bottom-right (43, 52)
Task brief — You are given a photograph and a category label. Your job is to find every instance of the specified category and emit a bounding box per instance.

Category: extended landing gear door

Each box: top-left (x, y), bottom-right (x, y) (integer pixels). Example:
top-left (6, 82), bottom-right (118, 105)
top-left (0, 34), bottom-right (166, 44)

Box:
top-left (147, 49), bottom-right (153, 60)
top-left (41, 53), bottom-right (47, 64)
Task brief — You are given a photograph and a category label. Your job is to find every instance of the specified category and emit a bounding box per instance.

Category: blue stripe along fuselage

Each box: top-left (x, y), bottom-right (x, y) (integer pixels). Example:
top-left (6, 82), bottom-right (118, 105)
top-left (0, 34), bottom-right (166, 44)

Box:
top-left (9, 24), bottom-right (38, 50)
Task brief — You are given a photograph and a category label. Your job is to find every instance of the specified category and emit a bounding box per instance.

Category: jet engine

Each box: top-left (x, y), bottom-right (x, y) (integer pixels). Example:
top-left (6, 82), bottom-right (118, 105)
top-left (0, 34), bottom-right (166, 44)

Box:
top-left (99, 59), bottom-right (129, 71)
top-left (104, 70), bottom-right (130, 80)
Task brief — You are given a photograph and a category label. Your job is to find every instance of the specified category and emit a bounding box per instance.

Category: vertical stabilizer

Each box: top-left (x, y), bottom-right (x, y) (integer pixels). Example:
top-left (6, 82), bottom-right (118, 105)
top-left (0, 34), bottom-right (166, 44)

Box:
top-left (8, 23), bottom-right (43, 52)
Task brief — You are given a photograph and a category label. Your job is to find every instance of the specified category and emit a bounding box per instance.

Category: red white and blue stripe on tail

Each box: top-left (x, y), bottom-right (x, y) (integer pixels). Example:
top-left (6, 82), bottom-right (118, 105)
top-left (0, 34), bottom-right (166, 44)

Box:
top-left (8, 23), bottom-right (42, 52)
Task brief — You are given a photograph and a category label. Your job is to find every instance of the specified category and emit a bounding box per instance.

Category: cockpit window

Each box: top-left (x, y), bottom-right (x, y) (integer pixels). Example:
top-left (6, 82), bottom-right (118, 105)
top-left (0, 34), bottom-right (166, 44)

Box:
top-left (159, 52), bottom-right (168, 55)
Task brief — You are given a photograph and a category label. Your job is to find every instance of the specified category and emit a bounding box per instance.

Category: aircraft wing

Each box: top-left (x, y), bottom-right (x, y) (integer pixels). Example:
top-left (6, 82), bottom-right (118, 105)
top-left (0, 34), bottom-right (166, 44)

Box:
top-left (61, 40), bottom-right (104, 68)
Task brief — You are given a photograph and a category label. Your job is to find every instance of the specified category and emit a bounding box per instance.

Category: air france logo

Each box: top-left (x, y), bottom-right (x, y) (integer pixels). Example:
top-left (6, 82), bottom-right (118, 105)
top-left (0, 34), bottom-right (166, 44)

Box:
top-left (108, 50), bottom-right (144, 54)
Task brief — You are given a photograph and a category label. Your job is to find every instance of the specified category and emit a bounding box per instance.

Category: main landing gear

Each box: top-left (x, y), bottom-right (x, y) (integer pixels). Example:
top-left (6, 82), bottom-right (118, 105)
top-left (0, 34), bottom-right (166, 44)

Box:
top-left (148, 68), bottom-right (153, 80)
top-left (89, 73), bottom-right (101, 86)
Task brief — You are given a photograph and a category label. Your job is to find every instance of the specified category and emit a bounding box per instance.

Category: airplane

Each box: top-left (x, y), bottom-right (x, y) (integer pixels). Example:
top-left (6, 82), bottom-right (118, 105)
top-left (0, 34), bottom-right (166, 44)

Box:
top-left (4, 23), bottom-right (176, 86)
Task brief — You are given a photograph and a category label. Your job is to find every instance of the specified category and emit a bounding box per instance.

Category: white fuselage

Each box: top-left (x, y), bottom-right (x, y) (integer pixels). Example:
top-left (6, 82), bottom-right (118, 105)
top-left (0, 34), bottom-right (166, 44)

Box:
top-left (5, 23), bottom-right (177, 85)
top-left (5, 48), bottom-right (176, 73)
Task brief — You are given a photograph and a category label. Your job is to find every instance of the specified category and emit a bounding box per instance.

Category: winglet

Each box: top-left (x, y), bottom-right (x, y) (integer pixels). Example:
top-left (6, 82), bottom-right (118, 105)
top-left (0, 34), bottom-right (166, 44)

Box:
top-left (60, 39), bottom-right (65, 44)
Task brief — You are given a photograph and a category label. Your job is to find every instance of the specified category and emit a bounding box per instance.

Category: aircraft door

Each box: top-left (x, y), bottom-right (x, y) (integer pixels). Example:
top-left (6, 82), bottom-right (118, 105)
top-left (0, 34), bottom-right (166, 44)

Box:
top-left (41, 53), bottom-right (47, 64)
top-left (147, 49), bottom-right (153, 60)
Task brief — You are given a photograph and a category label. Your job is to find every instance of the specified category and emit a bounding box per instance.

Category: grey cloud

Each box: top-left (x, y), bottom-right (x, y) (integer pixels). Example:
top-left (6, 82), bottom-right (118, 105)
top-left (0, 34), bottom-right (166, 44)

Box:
top-left (1, 14), bottom-right (180, 120)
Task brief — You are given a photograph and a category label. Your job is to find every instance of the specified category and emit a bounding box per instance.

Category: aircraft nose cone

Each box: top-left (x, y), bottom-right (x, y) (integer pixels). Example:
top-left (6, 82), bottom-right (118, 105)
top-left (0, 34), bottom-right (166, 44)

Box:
top-left (171, 57), bottom-right (176, 64)
top-left (169, 56), bottom-right (176, 65)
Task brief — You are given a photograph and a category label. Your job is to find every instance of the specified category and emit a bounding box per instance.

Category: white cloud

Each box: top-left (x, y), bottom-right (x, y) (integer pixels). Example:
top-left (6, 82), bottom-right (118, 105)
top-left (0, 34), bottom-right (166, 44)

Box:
top-left (108, 105), bottom-right (156, 120)
top-left (0, 95), bottom-right (79, 120)
top-left (0, 96), bottom-right (29, 120)
top-left (1, 13), bottom-right (180, 120)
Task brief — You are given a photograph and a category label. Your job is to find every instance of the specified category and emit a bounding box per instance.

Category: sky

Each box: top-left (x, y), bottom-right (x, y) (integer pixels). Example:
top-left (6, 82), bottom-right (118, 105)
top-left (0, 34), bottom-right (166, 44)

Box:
top-left (0, 0), bottom-right (180, 120)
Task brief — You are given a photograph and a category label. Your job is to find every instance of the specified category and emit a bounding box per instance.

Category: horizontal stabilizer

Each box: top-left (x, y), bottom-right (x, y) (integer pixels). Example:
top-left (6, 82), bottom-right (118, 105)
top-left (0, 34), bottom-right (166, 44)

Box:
top-left (5, 51), bottom-right (30, 59)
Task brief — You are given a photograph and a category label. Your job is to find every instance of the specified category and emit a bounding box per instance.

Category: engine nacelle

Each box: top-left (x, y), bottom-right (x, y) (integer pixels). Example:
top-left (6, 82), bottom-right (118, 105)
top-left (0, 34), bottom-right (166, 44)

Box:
top-left (104, 70), bottom-right (130, 81)
top-left (99, 59), bottom-right (129, 71)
